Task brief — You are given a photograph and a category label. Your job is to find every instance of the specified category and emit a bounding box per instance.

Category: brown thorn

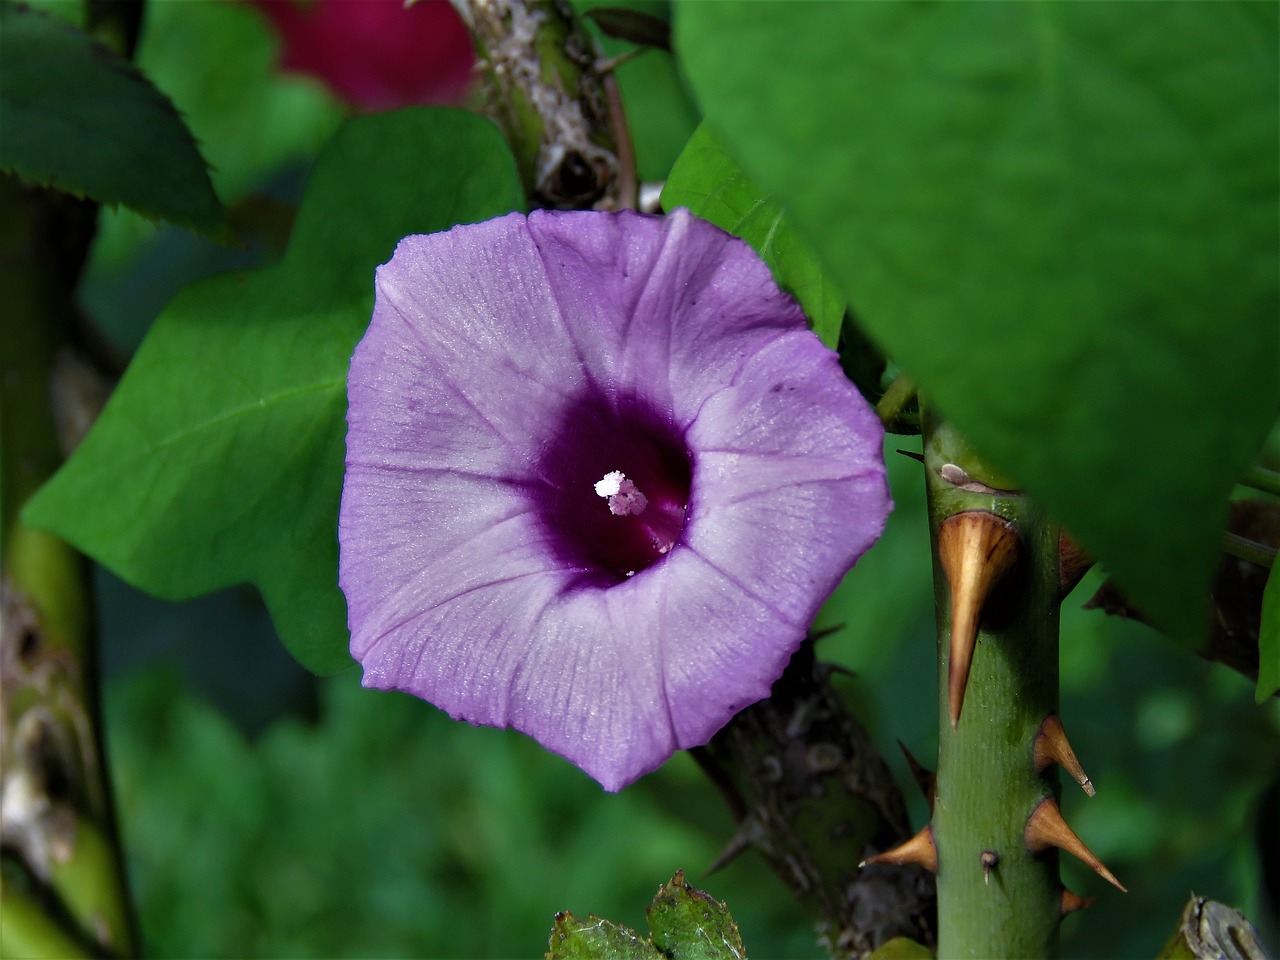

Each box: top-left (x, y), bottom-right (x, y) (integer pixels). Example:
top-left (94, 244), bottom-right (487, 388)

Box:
top-left (1024, 797), bottom-right (1126, 893)
top-left (704, 821), bottom-right (757, 877)
top-left (1058, 530), bottom-right (1093, 597)
top-left (1059, 887), bottom-right (1097, 917)
top-left (859, 824), bottom-right (937, 874)
top-left (938, 511), bottom-right (1020, 729)
top-left (896, 740), bottom-right (936, 810)
top-left (1033, 714), bottom-right (1096, 797)
top-left (897, 449), bottom-right (926, 463)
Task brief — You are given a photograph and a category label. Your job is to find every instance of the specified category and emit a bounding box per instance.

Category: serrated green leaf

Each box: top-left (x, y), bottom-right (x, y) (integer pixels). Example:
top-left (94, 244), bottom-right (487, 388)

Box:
top-left (662, 123), bottom-right (844, 348)
top-left (0, 2), bottom-right (228, 237)
top-left (547, 911), bottom-right (662, 960)
top-left (677, 2), bottom-right (1280, 645)
top-left (1256, 563), bottom-right (1279, 703)
top-left (646, 871), bottom-right (745, 960)
top-left (22, 109), bottom-right (525, 674)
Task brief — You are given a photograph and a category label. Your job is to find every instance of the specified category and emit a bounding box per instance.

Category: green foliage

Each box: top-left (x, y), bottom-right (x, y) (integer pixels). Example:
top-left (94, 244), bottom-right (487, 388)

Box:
top-left (663, 124), bottom-right (844, 348)
top-left (104, 666), bottom-right (818, 958)
top-left (1257, 564), bottom-right (1279, 703)
top-left (23, 109), bottom-right (525, 674)
top-left (131, 0), bottom-right (344, 201)
top-left (0, 2), bottom-right (227, 237)
top-left (545, 870), bottom-right (747, 960)
top-left (676, 1), bottom-right (1280, 647)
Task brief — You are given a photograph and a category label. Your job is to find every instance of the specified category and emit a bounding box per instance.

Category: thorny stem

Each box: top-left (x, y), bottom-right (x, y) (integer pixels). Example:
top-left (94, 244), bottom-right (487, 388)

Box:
top-left (453, 0), bottom-right (637, 209)
top-left (923, 409), bottom-right (1067, 958)
top-left (695, 641), bottom-right (936, 958)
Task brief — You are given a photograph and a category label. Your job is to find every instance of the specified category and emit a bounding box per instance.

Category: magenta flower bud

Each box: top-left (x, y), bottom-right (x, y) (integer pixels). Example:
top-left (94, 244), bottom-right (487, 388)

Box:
top-left (339, 209), bottom-right (890, 790)
top-left (247, 0), bottom-right (474, 111)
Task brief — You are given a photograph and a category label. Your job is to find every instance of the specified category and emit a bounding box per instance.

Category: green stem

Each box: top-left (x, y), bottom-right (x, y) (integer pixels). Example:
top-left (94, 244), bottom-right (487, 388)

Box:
top-left (1241, 464), bottom-right (1280, 499)
top-left (923, 410), bottom-right (1063, 958)
top-left (694, 641), bottom-right (937, 957)
top-left (1223, 531), bottom-right (1277, 568)
top-left (875, 375), bottom-right (917, 432)
top-left (0, 178), bottom-right (138, 955)
top-left (455, 0), bottom-right (636, 209)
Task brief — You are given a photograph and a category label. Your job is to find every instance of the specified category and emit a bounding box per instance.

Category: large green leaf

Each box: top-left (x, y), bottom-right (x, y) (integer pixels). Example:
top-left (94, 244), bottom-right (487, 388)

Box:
top-left (23, 109), bottom-right (525, 673)
top-left (662, 123), bottom-right (844, 348)
top-left (0, 2), bottom-right (227, 236)
top-left (677, 2), bottom-right (1279, 644)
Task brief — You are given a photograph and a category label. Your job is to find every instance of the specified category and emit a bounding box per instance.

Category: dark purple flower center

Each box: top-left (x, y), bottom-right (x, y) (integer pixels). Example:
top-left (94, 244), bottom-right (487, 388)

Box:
top-left (534, 390), bottom-right (692, 585)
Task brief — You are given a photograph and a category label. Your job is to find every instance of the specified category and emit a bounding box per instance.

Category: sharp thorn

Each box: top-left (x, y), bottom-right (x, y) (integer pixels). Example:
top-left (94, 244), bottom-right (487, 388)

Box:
top-left (808, 624), bottom-right (843, 644)
top-left (704, 822), bottom-right (757, 877)
top-left (896, 740), bottom-right (936, 810)
top-left (938, 511), bottom-right (1020, 729)
top-left (1034, 714), bottom-right (1096, 797)
top-left (1059, 887), bottom-right (1097, 917)
top-left (1058, 530), bottom-right (1094, 597)
top-left (1025, 797), bottom-right (1126, 892)
top-left (896, 449), bottom-right (926, 463)
top-left (859, 824), bottom-right (938, 874)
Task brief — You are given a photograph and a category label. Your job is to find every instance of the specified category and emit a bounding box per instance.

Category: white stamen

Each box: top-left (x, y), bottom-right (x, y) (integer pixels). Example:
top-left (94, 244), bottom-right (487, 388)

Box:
top-left (594, 470), bottom-right (648, 516)
top-left (594, 471), bottom-right (624, 498)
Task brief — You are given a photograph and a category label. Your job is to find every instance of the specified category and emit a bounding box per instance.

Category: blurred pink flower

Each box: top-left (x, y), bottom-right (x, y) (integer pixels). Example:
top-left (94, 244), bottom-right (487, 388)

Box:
top-left (247, 0), bottom-right (474, 111)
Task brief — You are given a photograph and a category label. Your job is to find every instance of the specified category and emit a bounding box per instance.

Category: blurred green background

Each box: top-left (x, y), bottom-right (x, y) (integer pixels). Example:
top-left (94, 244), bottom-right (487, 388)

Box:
top-left (60, 0), bottom-right (1279, 956)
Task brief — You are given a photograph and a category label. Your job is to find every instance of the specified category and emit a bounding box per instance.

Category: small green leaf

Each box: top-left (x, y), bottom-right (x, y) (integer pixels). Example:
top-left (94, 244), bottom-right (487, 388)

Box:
top-left (547, 911), bottom-right (662, 960)
top-left (678, 2), bottom-right (1279, 645)
top-left (0, 2), bottom-right (227, 237)
top-left (1256, 563), bottom-right (1279, 703)
top-left (662, 123), bottom-right (844, 349)
top-left (646, 871), bottom-right (746, 960)
top-left (22, 109), bottom-right (525, 674)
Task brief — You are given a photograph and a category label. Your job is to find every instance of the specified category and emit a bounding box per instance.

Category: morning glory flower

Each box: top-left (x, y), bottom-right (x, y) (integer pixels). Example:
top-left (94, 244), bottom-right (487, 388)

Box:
top-left (339, 208), bottom-right (889, 791)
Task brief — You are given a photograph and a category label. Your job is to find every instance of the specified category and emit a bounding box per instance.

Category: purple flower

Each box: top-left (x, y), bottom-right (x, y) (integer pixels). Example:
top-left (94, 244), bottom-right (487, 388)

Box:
top-left (339, 209), bottom-right (889, 791)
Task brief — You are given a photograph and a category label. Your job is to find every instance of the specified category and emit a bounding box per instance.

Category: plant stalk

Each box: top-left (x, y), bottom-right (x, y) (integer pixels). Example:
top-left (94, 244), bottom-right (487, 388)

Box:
top-left (694, 640), bottom-right (937, 958)
top-left (0, 178), bottom-right (138, 956)
top-left (923, 409), bottom-right (1064, 958)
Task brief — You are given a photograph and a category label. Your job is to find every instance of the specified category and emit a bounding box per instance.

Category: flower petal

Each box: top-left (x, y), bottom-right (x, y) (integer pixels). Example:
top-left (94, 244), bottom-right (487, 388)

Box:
top-left (526, 208), bottom-right (806, 422)
top-left (686, 330), bottom-right (891, 628)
